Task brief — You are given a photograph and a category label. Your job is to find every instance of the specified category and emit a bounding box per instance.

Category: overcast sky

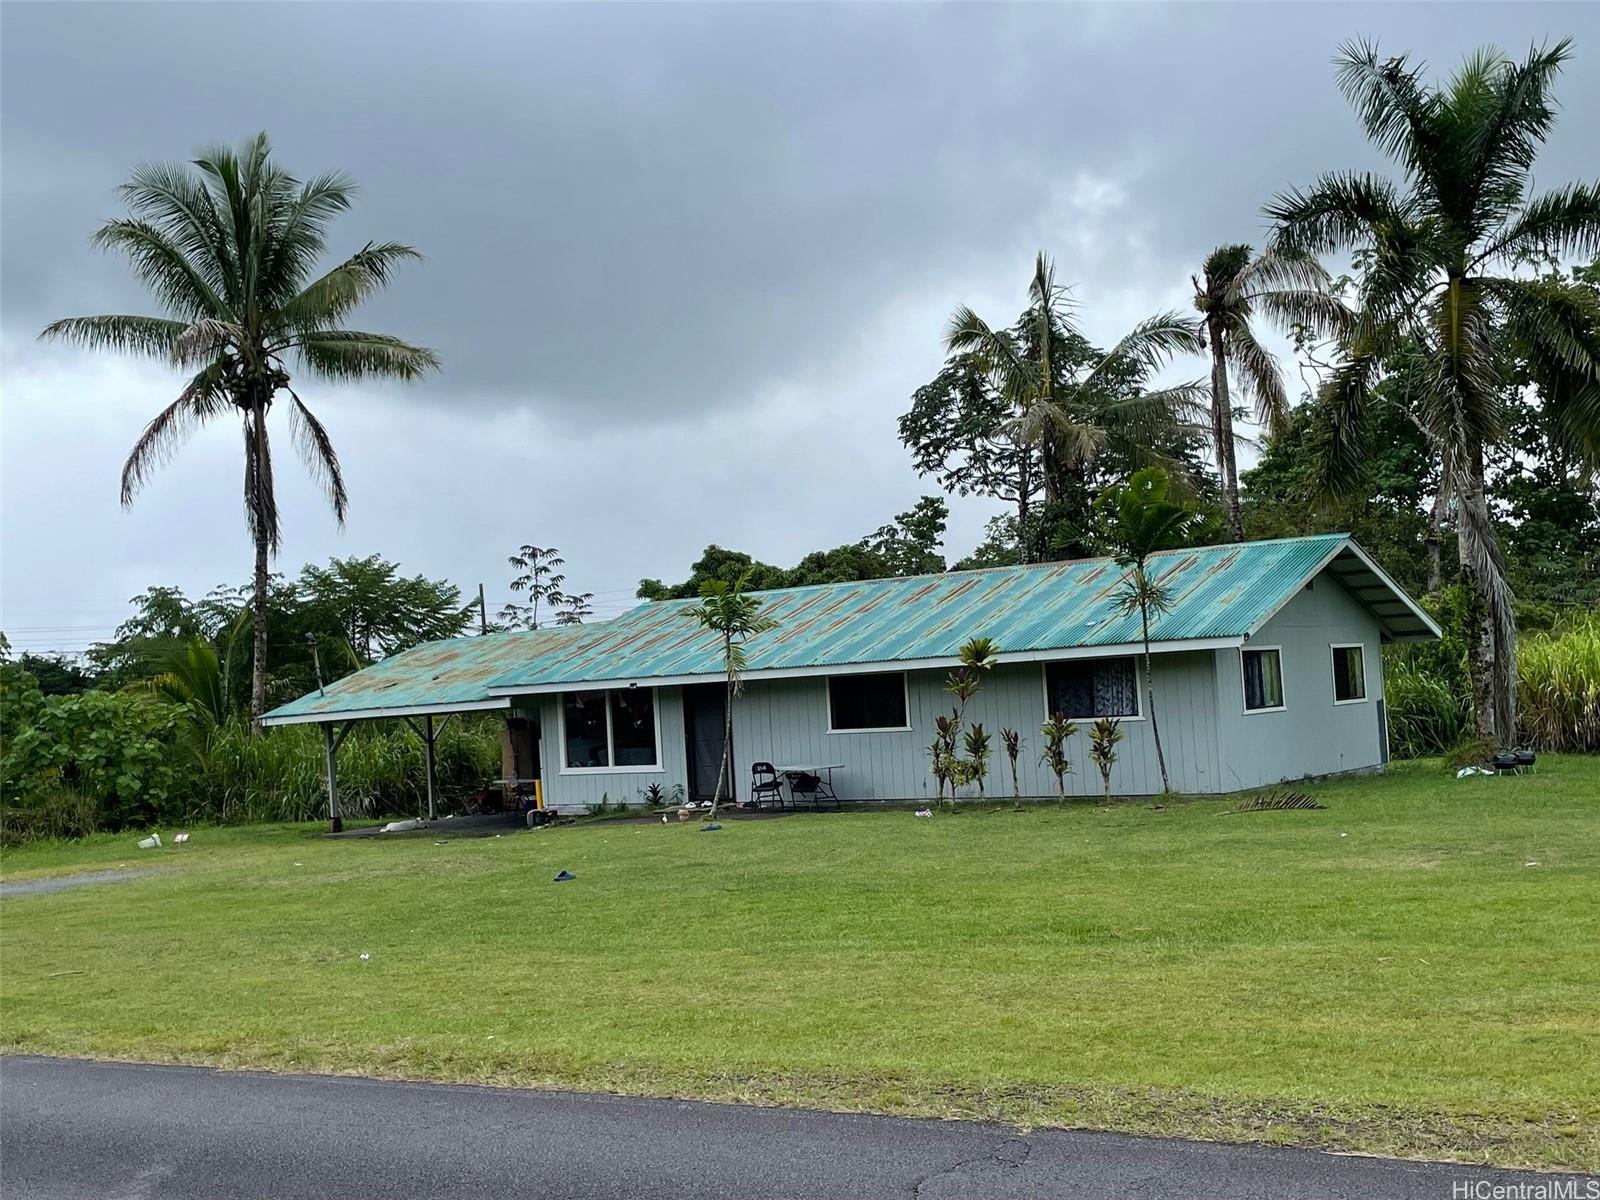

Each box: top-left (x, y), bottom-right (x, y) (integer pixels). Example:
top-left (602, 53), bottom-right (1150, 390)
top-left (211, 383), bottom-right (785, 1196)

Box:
top-left (3, 2), bottom-right (1596, 657)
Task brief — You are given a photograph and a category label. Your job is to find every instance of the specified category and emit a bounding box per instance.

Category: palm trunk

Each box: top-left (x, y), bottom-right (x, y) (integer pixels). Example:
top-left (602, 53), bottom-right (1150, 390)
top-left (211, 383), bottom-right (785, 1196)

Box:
top-left (249, 402), bottom-right (270, 730)
top-left (709, 634), bottom-right (734, 818)
top-left (1208, 316), bottom-right (1243, 542)
top-left (1140, 588), bottom-right (1171, 793)
top-left (1456, 443), bottom-right (1500, 745)
top-left (1425, 488), bottom-right (1446, 593)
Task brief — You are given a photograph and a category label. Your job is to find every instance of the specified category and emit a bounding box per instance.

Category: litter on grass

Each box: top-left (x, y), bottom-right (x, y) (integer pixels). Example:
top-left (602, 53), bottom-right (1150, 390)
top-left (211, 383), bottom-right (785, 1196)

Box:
top-left (173, 833), bottom-right (190, 844)
top-left (701, 822), bottom-right (721, 832)
top-left (553, 870), bottom-right (576, 882)
top-left (914, 808), bottom-right (933, 818)
top-left (136, 834), bottom-right (161, 849)
top-left (1456, 766), bottom-right (1494, 778)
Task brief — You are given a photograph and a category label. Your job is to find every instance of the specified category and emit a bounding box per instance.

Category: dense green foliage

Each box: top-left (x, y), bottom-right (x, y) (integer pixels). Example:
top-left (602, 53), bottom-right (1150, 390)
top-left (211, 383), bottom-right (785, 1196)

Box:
top-left (637, 497), bottom-right (950, 600)
top-left (1, 553), bottom-right (493, 844)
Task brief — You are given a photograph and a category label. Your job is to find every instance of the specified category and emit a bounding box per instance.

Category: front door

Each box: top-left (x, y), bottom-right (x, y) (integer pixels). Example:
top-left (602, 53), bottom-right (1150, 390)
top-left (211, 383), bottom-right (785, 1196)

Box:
top-left (684, 684), bottom-right (731, 802)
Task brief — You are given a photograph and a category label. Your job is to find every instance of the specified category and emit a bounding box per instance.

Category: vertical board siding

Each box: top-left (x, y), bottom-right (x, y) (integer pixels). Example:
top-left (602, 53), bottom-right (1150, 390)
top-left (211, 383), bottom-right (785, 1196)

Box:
top-left (1213, 576), bottom-right (1386, 791)
top-left (722, 654), bottom-right (1221, 801)
top-left (538, 687), bottom-right (687, 811)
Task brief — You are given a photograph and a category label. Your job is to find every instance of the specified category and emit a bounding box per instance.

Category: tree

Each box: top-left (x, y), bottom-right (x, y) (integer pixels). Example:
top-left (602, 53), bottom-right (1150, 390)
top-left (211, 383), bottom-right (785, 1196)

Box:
top-left (555, 592), bottom-right (596, 625)
top-left (862, 496), bottom-right (949, 576)
top-left (501, 545), bottom-right (567, 630)
top-left (41, 133), bottom-right (438, 726)
top-left (928, 637), bottom-right (998, 804)
top-left (298, 555), bottom-right (469, 666)
top-left (1097, 468), bottom-right (1217, 793)
top-left (1192, 244), bottom-right (1349, 539)
top-left (15, 654), bottom-right (97, 697)
top-left (1266, 40), bottom-right (1600, 745)
top-left (1038, 714), bottom-right (1077, 799)
top-left (907, 253), bottom-right (1211, 563)
top-left (685, 570), bottom-right (779, 818)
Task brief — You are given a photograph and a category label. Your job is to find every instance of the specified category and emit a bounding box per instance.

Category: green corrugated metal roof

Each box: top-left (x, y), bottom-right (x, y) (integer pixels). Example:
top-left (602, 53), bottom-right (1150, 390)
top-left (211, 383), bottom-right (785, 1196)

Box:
top-left (260, 626), bottom-right (587, 724)
top-left (263, 534), bottom-right (1438, 724)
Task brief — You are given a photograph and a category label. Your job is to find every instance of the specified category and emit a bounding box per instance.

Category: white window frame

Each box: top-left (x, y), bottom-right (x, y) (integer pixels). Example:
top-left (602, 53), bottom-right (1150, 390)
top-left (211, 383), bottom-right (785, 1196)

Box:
top-left (826, 672), bottom-right (912, 734)
top-left (1240, 646), bottom-right (1287, 714)
top-left (557, 687), bottom-right (664, 774)
top-left (1039, 657), bottom-right (1145, 722)
top-left (1330, 642), bottom-right (1369, 705)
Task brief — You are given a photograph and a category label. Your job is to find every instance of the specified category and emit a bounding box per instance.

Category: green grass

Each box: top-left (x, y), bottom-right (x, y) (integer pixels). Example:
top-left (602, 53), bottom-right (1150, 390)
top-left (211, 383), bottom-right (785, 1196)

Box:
top-left (3, 760), bottom-right (1597, 1170)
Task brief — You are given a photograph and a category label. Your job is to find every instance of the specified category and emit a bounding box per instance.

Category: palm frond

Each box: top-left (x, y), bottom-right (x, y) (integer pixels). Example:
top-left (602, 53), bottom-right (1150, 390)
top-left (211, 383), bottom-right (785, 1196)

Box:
top-left (1481, 181), bottom-right (1600, 268)
top-left (1226, 321), bottom-right (1291, 435)
top-left (38, 314), bottom-right (188, 357)
top-left (292, 330), bottom-right (440, 382)
top-left (90, 219), bottom-right (230, 320)
top-left (276, 241), bottom-right (424, 331)
top-left (1265, 172), bottom-right (1409, 255)
top-left (285, 388), bottom-right (349, 524)
top-left (120, 360), bottom-right (230, 505)
top-left (1085, 311), bottom-right (1200, 389)
top-left (1332, 39), bottom-right (1437, 168)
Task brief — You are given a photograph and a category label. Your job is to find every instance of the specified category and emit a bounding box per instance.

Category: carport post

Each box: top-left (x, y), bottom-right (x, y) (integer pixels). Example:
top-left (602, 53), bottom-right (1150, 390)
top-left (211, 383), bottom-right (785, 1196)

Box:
top-left (423, 714), bottom-right (437, 822)
top-left (323, 723), bottom-right (342, 834)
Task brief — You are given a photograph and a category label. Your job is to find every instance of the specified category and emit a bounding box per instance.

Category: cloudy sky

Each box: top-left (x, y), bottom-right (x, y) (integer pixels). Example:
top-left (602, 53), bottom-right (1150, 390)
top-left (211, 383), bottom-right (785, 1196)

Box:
top-left (3, 2), bottom-right (1596, 657)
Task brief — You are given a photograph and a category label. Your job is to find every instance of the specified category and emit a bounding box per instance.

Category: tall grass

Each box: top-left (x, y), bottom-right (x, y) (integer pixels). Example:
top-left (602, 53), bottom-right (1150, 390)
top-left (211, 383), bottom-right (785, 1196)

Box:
top-left (192, 718), bottom-right (502, 824)
top-left (1384, 657), bottom-right (1471, 759)
top-left (1518, 613), bottom-right (1600, 753)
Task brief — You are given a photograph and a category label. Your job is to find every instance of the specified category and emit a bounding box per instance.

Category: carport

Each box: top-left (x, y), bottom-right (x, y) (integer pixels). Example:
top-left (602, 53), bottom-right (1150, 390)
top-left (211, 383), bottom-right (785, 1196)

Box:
top-left (260, 627), bottom-right (586, 831)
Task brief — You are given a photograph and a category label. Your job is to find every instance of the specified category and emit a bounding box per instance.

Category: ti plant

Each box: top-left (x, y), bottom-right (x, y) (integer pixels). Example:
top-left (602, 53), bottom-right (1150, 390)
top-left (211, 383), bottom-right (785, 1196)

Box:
top-left (1088, 717), bottom-right (1124, 803)
top-left (928, 637), bottom-right (999, 807)
top-left (1000, 727), bottom-right (1023, 805)
top-left (962, 723), bottom-right (993, 797)
top-left (1039, 713), bottom-right (1078, 799)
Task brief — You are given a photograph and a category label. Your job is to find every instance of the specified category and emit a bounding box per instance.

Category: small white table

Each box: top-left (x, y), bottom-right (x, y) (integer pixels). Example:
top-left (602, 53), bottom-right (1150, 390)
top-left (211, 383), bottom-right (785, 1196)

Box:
top-left (773, 763), bottom-right (844, 807)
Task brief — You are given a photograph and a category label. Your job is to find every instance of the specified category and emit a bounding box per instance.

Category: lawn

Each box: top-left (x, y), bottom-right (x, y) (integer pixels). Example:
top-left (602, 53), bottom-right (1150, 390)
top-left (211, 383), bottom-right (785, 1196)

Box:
top-left (3, 759), bottom-right (1597, 1170)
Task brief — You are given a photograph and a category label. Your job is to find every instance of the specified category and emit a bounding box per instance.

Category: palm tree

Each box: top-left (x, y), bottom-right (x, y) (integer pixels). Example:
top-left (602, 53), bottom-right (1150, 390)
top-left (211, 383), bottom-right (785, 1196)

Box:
top-left (946, 253), bottom-right (1210, 561)
top-left (41, 133), bottom-right (438, 726)
top-left (1098, 468), bottom-right (1217, 793)
top-left (1191, 245), bottom-right (1350, 540)
top-left (1266, 39), bottom-right (1600, 745)
top-left (685, 570), bottom-right (778, 818)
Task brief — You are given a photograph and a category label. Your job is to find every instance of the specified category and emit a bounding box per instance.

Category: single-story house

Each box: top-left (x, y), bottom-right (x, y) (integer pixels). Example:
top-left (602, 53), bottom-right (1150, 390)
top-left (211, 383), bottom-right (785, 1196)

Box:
top-left (262, 533), bottom-right (1439, 813)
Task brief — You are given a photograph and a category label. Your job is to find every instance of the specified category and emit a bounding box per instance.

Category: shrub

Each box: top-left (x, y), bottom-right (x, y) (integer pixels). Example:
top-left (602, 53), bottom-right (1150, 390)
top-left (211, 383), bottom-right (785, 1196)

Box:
top-left (1, 690), bottom-right (181, 828)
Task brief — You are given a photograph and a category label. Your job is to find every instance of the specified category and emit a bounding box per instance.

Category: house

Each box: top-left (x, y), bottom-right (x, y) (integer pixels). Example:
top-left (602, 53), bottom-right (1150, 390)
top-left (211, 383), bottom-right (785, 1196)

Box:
top-left (261, 533), bottom-right (1439, 812)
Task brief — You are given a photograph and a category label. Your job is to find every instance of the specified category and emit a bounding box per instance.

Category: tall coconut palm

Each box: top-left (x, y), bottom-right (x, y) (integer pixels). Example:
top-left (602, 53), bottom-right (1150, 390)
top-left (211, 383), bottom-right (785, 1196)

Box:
top-left (1266, 40), bottom-right (1600, 745)
top-left (42, 133), bottom-right (439, 725)
top-left (946, 253), bottom-right (1210, 560)
top-left (1191, 245), bottom-right (1350, 540)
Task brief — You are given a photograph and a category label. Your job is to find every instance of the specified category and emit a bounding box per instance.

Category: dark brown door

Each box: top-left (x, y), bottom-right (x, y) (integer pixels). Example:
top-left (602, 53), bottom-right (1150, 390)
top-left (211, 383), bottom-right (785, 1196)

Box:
top-left (684, 683), bottom-right (731, 801)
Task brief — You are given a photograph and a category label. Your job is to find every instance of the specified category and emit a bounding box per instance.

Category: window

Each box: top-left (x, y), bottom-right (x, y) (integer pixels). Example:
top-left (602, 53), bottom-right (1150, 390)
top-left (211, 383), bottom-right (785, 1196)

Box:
top-left (1044, 657), bottom-right (1140, 719)
top-left (562, 688), bottom-right (659, 770)
top-left (828, 672), bottom-right (909, 732)
top-left (1242, 647), bottom-right (1285, 712)
top-left (1331, 644), bottom-right (1367, 703)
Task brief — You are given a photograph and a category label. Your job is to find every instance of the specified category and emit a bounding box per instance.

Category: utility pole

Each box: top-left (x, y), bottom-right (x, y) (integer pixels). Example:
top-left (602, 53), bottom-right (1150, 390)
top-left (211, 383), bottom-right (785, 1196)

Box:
top-left (306, 632), bottom-right (326, 695)
top-left (478, 584), bottom-right (488, 635)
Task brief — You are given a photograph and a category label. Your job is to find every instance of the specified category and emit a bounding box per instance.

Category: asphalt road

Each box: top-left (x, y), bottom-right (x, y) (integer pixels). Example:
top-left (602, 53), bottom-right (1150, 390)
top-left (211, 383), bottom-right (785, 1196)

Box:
top-left (0, 1056), bottom-right (1586, 1199)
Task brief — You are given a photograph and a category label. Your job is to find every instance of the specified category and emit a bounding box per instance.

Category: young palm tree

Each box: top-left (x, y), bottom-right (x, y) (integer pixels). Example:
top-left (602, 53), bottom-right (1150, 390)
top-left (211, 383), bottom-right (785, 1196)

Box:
top-left (685, 570), bottom-right (779, 818)
top-left (1266, 40), bottom-right (1600, 744)
top-left (1098, 468), bottom-right (1217, 793)
top-left (42, 133), bottom-right (439, 725)
top-left (946, 253), bottom-right (1210, 560)
top-left (1191, 245), bottom-right (1350, 540)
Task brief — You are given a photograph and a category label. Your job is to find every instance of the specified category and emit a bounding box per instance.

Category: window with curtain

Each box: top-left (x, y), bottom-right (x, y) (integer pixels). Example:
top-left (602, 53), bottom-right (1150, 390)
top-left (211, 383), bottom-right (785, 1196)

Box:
top-left (1332, 644), bottom-right (1366, 702)
top-left (563, 688), bottom-right (659, 769)
top-left (1044, 657), bottom-right (1139, 719)
top-left (1242, 648), bottom-right (1285, 711)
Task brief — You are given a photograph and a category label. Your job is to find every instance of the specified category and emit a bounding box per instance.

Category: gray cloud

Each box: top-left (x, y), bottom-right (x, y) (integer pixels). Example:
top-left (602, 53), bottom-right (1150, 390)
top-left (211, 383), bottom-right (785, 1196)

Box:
top-left (4, 2), bottom-right (1597, 650)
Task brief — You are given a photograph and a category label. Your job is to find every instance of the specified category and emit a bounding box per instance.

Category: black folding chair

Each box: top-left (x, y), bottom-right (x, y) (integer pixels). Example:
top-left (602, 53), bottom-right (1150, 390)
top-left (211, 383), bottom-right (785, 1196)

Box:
top-left (785, 770), bottom-right (838, 811)
top-left (749, 762), bottom-right (786, 809)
